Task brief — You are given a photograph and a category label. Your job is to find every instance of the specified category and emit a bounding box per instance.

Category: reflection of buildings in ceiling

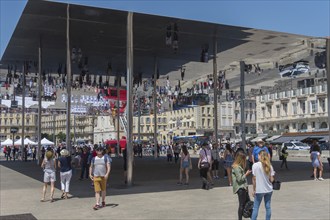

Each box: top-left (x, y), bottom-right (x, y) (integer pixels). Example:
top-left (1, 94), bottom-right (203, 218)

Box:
top-left (256, 83), bottom-right (328, 135)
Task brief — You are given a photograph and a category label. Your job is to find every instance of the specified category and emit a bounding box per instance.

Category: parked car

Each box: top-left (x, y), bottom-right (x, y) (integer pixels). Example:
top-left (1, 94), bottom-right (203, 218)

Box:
top-left (281, 141), bottom-right (310, 150)
top-left (320, 142), bottom-right (330, 151)
top-left (279, 60), bottom-right (310, 78)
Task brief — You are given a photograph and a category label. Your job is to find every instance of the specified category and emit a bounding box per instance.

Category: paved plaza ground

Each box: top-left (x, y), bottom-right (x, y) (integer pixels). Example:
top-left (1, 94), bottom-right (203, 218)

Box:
top-left (0, 153), bottom-right (329, 220)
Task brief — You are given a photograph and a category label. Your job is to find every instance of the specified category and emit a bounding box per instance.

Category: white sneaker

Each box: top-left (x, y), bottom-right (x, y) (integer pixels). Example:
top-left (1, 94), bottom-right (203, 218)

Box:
top-left (314, 178), bottom-right (318, 181)
top-left (318, 177), bottom-right (324, 181)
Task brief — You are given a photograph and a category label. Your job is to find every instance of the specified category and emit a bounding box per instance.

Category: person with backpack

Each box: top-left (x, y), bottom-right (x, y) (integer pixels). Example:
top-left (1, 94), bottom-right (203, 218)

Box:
top-left (89, 146), bottom-right (111, 210)
top-left (252, 139), bottom-right (270, 164)
top-left (251, 150), bottom-right (275, 220)
top-left (232, 151), bottom-right (252, 220)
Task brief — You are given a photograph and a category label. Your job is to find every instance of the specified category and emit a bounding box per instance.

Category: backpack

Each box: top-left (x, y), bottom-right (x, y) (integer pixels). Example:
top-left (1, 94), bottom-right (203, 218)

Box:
top-left (243, 200), bottom-right (254, 218)
top-left (91, 154), bottom-right (112, 165)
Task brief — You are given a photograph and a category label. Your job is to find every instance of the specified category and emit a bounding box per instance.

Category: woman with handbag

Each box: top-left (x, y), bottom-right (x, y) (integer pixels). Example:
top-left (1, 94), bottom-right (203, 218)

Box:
top-left (232, 151), bottom-right (252, 220)
top-left (178, 145), bottom-right (192, 185)
top-left (251, 150), bottom-right (275, 220)
top-left (198, 142), bottom-right (212, 190)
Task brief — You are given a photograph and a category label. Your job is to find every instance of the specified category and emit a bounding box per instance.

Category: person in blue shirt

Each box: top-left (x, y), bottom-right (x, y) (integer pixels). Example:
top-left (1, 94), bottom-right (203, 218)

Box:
top-left (252, 139), bottom-right (270, 164)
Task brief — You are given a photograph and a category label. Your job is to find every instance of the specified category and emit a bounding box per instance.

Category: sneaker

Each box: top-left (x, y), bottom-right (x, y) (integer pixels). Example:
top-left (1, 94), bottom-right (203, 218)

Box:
top-left (102, 201), bottom-right (106, 207)
top-left (93, 204), bottom-right (101, 210)
top-left (314, 178), bottom-right (318, 181)
top-left (318, 177), bottom-right (324, 181)
top-left (177, 182), bottom-right (183, 185)
top-left (184, 182), bottom-right (189, 185)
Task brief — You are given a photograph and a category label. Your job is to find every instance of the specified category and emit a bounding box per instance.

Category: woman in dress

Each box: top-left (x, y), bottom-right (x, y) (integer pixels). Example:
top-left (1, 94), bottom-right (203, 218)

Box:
top-left (224, 143), bottom-right (234, 186)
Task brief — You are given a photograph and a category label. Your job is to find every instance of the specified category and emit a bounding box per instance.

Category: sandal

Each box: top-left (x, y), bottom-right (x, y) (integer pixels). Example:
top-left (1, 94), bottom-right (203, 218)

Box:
top-left (40, 198), bottom-right (45, 202)
top-left (50, 198), bottom-right (54, 203)
top-left (93, 204), bottom-right (101, 210)
top-left (61, 193), bottom-right (65, 199)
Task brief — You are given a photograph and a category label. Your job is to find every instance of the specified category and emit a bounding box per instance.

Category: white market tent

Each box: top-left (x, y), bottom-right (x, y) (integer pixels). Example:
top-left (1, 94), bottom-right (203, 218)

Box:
top-left (1, 138), bottom-right (13, 146)
top-left (41, 138), bottom-right (55, 146)
top-left (14, 138), bottom-right (37, 146)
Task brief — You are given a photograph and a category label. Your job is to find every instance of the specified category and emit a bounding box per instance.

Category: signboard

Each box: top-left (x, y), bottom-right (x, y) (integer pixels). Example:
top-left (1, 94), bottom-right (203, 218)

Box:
top-left (10, 127), bottom-right (19, 133)
top-left (11, 100), bottom-right (18, 108)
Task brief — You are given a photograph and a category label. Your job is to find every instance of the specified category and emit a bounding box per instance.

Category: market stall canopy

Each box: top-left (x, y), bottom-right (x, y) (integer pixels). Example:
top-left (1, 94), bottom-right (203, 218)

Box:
top-left (14, 138), bottom-right (38, 146)
top-left (1, 138), bottom-right (13, 146)
top-left (41, 138), bottom-right (55, 145)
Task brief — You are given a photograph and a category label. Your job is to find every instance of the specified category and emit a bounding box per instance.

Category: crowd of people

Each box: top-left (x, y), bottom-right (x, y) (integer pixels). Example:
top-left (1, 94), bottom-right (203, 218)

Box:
top-left (1, 138), bottom-right (327, 218)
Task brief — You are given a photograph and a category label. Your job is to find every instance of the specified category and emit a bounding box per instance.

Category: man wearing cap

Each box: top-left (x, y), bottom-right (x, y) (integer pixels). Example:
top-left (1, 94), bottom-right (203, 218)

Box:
top-left (252, 139), bottom-right (270, 164)
top-left (89, 146), bottom-right (111, 210)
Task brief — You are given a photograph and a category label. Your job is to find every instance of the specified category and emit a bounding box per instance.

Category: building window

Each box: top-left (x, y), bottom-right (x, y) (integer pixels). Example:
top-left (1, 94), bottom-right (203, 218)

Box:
top-left (146, 117), bottom-right (150, 124)
top-left (202, 118), bottom-right (205, 127)
top-left (292, 102), bottom-right (297, 115)
top-left (267, 105), bottom-right (272, 117)
top-left (249, 103), bottom-right (252, 109)
top-left (300, 101), bottom-right (306, 114)
top-left (310, 100), bottom-right (317, 113)
top-left (282, 103), bottom-right (288, 116)
top-left (261, 107), bottom-right (265, 118)
top-left (319, 99), bottom-right (325, 112)
top-left (276, 124), bottom-right (280, 130)
top-left (276, 105), bottom-right (280, 117)
top-left (235, 113), bottom-right (239, 120)
top-left (236, 126), bottom-right (239, 134)
top-left (311, 122), bottom-right (315, 128)
top-left (293, 123), bottom-right (296, 129)
top-left (207, 119), bottom-right (211, 128)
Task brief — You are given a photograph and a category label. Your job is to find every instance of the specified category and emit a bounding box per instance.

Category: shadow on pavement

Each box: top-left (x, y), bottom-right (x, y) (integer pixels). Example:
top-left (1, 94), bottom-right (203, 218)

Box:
top-left (1, 155), bottom-right (329, 199)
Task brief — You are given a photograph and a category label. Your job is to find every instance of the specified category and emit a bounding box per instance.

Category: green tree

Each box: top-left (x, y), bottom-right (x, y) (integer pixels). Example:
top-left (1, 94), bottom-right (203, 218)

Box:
top-left (57, 132), bottom-right (66, 142)
top-left (41, 133), bottom-right (50, 140)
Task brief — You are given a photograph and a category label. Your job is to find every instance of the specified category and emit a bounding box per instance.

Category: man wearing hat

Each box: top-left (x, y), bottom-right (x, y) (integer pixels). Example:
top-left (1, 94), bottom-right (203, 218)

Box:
top-left (252, 139), bottom-right (270, 164)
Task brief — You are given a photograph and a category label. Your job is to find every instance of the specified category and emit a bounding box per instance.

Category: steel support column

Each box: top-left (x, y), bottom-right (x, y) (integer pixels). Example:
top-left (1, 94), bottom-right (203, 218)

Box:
top-left (126, 11), bottom-right (134, 186)
top-left (117, 74), bottom-right (120, 156)
top-left (37, 37), bottom-right (42, 164)
top-left (21, 62), bottom-right (26, 159)
top-left (240, 61), bottom-right (246, 151)
top-left (326, 38), bottom-right (330, 141)
top-left (213, 34), bottom-right (218, 145)
top-left (138, 95), bottom-right (141, 143)
top-left (153, 57), bottom-right (158, 158)
top-left (66, 4), bottom-right (72, 153)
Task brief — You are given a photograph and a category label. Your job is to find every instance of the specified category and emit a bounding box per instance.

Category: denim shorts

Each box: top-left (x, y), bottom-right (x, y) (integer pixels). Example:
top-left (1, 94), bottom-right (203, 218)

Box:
top-left (182, 161), bottom-right (190, 169)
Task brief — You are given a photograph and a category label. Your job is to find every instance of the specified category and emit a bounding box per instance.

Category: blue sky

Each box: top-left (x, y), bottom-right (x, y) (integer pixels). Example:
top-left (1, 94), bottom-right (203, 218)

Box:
top-left (1, 0), bottom-right (329, 58)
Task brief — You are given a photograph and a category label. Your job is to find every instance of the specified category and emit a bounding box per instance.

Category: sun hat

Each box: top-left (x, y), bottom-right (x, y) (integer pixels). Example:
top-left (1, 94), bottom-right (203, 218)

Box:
top-left (45, 151), bottom-right (53, 160)
top-left (257, 138), bottom-right (265, 144)
top-left (60, 149), bottom-right (69, 157)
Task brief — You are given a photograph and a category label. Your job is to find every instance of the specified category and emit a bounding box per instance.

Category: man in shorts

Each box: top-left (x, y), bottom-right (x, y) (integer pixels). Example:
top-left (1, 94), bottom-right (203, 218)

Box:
top-left (89, 146), bottom-right (111, 210)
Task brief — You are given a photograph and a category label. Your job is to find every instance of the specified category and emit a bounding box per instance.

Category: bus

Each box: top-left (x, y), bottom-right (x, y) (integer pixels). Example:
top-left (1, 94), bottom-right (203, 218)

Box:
top-left (173, 135), bottom-right (209, 146)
